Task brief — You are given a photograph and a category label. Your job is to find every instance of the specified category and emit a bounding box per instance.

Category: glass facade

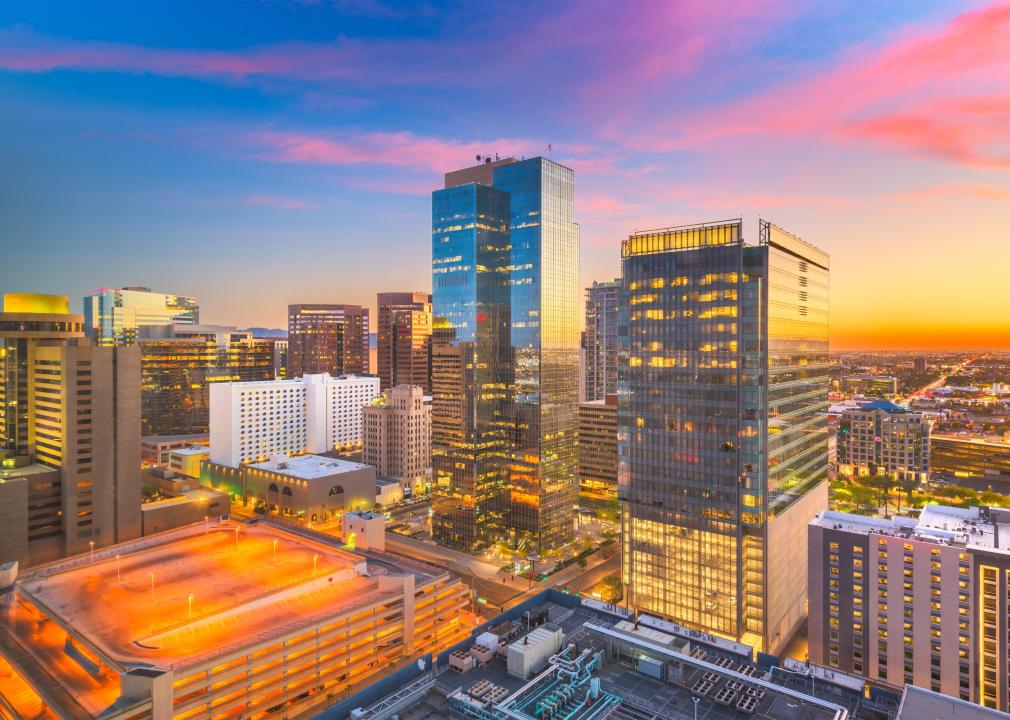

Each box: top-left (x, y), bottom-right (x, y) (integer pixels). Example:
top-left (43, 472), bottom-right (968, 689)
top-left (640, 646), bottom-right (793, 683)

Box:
top-left (619, 219), bottom-right (828, 653)
top-left (84, 287), bottom-right (199, 346)
top-left (584, 279), bottom-right (621, 401)
top-left (431, 182), bottom-right (512, 549)
top-left (431, 158), bottom-right (580, 552)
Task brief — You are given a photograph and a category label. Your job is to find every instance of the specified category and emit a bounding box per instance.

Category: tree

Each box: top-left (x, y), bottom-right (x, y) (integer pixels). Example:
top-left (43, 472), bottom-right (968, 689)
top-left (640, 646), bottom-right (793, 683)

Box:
top-left (896, 476), bottom-right (919, 513)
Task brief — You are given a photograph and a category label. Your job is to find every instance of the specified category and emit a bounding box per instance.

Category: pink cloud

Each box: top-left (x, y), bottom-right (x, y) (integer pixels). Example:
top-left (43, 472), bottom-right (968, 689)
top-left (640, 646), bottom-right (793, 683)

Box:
top-left (890, 184), bottom-right (1010, 202)
top-left (245, 129), bottom-right (535, 174)
top-left (628, 1), bottom-right (1010, 168)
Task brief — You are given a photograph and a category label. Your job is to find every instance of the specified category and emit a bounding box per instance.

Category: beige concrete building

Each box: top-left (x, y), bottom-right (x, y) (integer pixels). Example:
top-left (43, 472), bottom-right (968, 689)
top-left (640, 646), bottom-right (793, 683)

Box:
top-left (363, 384), bottom-right (431, 497)
top-left (242, 454), bottom-right (377, 521)
top-left (808, 505), bottom-right (1010, 707)
top-left (836, 400), bottom-right (931, 482)
top-left (577, 394), bottom-right (617, 502)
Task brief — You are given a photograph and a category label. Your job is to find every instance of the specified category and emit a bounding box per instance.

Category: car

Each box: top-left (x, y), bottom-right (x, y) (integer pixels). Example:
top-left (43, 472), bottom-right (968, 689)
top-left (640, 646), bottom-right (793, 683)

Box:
top-left (253, 504), bottom-right (267, 515)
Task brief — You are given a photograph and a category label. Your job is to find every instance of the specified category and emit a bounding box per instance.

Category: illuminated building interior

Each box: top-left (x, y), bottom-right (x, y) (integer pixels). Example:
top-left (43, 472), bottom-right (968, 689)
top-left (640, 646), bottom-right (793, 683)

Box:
top-left (0, 521), bottom-right (471, 720)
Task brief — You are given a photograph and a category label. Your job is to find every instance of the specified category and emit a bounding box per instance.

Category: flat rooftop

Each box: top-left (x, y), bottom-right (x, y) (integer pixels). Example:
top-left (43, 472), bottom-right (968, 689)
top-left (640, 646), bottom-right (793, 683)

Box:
top-left (814, 505), bottom-right (1010, 551)
top-left (247, 453), bottom-right (371, 479)
top-left (897, 685), bottom-right (1010, 720)
top-left (169, 446), bottom-right (209, 456)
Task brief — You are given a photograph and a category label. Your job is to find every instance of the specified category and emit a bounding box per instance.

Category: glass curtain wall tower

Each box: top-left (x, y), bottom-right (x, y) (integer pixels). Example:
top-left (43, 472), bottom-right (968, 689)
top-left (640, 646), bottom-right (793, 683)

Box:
top-left (619, 219), bottom-right (829, 655)
top-left (431, 157), bottom-right (580, 552)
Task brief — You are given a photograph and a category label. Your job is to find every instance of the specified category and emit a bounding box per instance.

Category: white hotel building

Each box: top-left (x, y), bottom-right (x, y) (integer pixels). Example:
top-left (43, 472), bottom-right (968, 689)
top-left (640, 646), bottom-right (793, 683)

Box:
top-left (210, 373), bottom-right (380, 467)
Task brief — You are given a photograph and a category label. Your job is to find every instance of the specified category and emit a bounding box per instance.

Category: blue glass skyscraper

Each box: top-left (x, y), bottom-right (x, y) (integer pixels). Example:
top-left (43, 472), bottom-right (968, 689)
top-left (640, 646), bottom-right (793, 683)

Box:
top-left (431, 157), bottom-right (580, 551)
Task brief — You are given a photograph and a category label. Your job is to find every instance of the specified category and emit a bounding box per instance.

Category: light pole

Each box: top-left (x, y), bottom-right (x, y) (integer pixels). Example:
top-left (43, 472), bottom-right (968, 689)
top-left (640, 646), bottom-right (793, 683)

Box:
top-left (693, 696), bottom-right (701, 720)
top-left (188, 593), bottom-right (194, 623)
top-left (149, 572), bottom-right (155, 602)
top-left (204, 515), bottom-right (209, 533)
top-left (234, 525), bottom-right (240, 549)
top-left (313, 553), bottom-right (319, 575)
top-left (273, 539), bottom-right (278, 563)
top-left (89, 540), bottom-right (95, 563)
top-left (116, 554), bottom-right (121, 583)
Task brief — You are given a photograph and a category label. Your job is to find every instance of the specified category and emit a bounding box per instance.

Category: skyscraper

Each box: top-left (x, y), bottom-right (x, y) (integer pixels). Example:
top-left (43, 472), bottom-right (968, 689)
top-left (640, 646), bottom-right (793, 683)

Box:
top-left (363, 384), bottom-right (432, 496)
top-left (619, 219), bottom-right (829, 655)
top-left (430, 156), bottom-right (579, 551)
top-left (83, 286), bottom-right (199, 345)
top-left (0, 294), bottom-right (141, 566)
top-left (431, 178), bottom-right (512, 549)
top-left (287, 304), bottom-right (369, 378)
top-left (584, 279), bottom-right (620, 401)
top-left (377, 291), bottom-right (432, 393)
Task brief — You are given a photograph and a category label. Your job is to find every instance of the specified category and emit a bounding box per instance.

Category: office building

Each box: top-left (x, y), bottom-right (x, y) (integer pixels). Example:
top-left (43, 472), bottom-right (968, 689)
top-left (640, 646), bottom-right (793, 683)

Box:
top-left (253, 334), bottom-right (288, 379)
top-left (431, 156), bottom-right (580, 551)
top-left (140, 324), bottom-right (274, 437)
top-left (83, 286), bottom-right (198, 345)
top-left (0, 293), bottom-right (85, 456)
top-left (619, 219), bottom-right (829, 655)
top-left (287, 303), bottom-right (369, 378)
top-left (0, 521), bottom-right (470, 720)
top-left (209, 373), bottom-right (380, 467)
top-left (140, 433), bottom-right (207, 466)
top-left (363, 383), bottom-right (431, 496)
top-left (931, 434), bottom-right (1010, 489)
top-left (578, 394), bottom-right (618, 503)
top-left (584, 279), bottom-right (621, 401)
top-left (842, 375), bottom-right (899, 397)
top-left (913, 357), bottom-right (927, 373)
top-left (809, 504), bottom-right (1010, 709)
top-left (377, 291), bottom-right (432, 392)
top-left (0, 340), bottom-right (140, 570)
top-left (430, 169), bottom-right (513, 549)
top-left (837, 400), bottom-right (931, 482)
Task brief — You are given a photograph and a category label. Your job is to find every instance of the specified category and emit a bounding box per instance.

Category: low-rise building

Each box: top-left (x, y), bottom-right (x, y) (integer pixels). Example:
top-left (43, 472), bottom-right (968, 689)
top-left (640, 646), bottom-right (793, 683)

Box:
top-left (842, 375), bottom-right (899, 397)
top-left (141, 433), bottom-right (208, 466)
top-left (243, 453), bottom-right (376, 521)
top-left (168, 445), bottom-right (209, 478)
top-left (931, 434), bottom-right (1010, 489)
top-left (809, 504), bottom-right (1010, 709)
top-left (837, 400), bottom-right (930, 482)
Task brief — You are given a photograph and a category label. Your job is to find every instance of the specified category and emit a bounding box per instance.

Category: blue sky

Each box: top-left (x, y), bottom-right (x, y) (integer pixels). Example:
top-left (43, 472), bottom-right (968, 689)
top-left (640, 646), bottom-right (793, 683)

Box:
top-left (1, 0), bottom-right (1008, 348)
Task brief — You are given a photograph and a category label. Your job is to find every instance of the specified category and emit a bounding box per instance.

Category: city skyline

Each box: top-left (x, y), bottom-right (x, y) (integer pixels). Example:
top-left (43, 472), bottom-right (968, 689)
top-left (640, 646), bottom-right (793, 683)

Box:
top-left (1, 1), bottom-right (1008, 351)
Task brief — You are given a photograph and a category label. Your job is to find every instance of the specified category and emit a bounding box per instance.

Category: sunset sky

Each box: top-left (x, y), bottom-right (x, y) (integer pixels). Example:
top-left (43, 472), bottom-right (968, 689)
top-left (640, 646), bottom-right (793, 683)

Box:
top-left (1, 1), bottom-right (1008, 350)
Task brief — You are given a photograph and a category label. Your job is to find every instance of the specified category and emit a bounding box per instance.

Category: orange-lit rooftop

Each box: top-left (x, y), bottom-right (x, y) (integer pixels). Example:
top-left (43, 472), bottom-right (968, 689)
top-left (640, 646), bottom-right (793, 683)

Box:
top-left (0, 520), bottom-right (470, 720)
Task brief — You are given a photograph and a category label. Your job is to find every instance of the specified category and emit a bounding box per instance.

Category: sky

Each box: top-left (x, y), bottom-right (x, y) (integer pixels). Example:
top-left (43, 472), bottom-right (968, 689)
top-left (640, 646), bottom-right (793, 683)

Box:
top-left (0, 1), bottom-right (1008, 350)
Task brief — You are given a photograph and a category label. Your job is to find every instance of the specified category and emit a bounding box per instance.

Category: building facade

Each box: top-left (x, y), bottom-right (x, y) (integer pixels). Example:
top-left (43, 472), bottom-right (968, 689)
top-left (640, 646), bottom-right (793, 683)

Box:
top-left (209, 373), bottom-right (380, 467)
top-left (0, 302), bottom-right (142, 568)
top-left (807, 505), bottom-right (1010, 708)
top-left (842, 375), bottom-right (899, 397)
top-left (619, 219), bottom-right (830, 655)
top-left (931, 434), bottom-right (1010, 489)
top-left (83, 286), bottom-right (198, 345)
top-left (363, 384), bottom-right (431, 496)
top-left (140, 325), bottom-right (274, 437)
top-left (584, 280), bottom-right (621, 401)
top-left (287, 304), bottom-right (369, 378)
top-left (377, 291), bottom-right (432, 393)
top-left (242, 454), bottom-right (376, 520)
top-left (837, 400), bottom-right (931, 482)
top-left (430, 156), bottom-right (579, 551)
top-left (577, 395), bottom-right (618, 503)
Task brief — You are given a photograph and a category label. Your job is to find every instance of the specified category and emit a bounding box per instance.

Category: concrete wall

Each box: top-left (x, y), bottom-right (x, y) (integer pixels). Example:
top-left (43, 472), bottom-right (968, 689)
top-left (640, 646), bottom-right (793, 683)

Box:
top-left (0, 478), bottom-right (28, 565)
top-left (141, 490), bottom-right (230, 536)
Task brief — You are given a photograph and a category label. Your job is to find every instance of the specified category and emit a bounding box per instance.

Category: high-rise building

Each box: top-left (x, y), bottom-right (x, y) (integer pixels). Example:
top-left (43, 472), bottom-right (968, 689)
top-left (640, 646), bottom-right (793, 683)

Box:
top-left (377, 292), bottom-right (432, 393)
top-left (837, 400), bottom-right (931, 482)
top-left (209, 373), bottom-right (380, 467)
top-left (584, 280), bottom-right (620, 401)
top-left (619, 219), bottom-right (829, 655)
top-left (431, 177), bottom-right (512, 550)
top-left (287, 304), bottom-right (369, 378)
top-left (139, 324), bottom-right (274, 436)
top-left (808, 505), bottom-right (1010, 708)
top-left (913, 357), bottom-right (927, 373)
top-left (0, 293), bottom-right (85, 456)
top-left (363, 384), bottom-right (431, 496)
top-left (577, 394), bottom-right (618, 503)
top-left (83, 286), bottom-right (198, 345)
top-left (0, 295), bottom-right (141, 566)
top-left (430, 156), bottom-right (579, 551)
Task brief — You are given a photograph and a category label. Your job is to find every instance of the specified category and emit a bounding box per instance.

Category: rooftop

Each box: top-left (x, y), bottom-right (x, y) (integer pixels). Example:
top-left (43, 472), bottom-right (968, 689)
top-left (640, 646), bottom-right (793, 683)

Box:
top-left (170, 445), bottom-right (209, 456)
top-left (813, 504), bottom-right (1010, 551)
top-left (896, 684), bottom-right (1010, 720)
top-left (247, 453), bottom-right (372, 479)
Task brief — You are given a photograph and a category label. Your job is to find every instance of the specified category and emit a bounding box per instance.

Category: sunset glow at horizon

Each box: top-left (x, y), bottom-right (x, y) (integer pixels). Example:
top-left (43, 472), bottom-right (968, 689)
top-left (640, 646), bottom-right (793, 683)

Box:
top-left (1, 1), bottom-right (1008, 351)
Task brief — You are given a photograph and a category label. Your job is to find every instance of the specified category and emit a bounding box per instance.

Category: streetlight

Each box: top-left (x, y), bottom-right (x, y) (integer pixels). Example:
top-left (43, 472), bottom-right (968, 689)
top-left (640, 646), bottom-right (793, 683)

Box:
top-left (188, 593), bottom-right (194, 623)
top-left (313, 553), bottom-right (319, 575)
top-left (234, 525), bottom-right (240, 549)
top-left (89, 540), bottom-right (95, 563)
top-left (273, 539), bottom-right (278, 563)
top-left (692, 696), bottom-right (701, 720)
top-left (115, 554), bottom-right (121, 583)
top-left (149, 572), bottom-right (155, 602)
top-left (204, 515), bottom-right (209, 533)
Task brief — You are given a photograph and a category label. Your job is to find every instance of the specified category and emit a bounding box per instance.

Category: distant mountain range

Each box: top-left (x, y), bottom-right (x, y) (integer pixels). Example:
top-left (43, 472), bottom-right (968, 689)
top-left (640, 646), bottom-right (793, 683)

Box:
top-left (244, 327), bottom-right (287, 338)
